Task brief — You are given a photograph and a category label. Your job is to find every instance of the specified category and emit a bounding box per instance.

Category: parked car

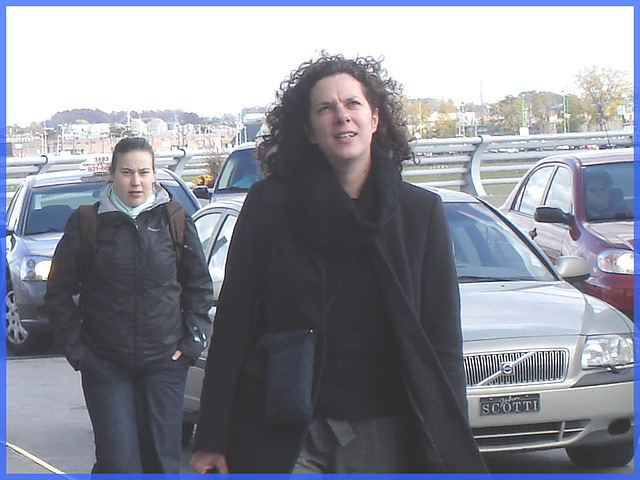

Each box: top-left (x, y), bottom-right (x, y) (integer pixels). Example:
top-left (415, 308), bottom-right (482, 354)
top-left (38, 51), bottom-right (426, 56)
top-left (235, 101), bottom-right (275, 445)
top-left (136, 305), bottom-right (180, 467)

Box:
top-left (5, 167), bottom-right (201, 354)
top-left (182, 188), bottom-right (634, 468)
top-left (499, 148), bottom-right (634, 319)
top-left (191, 142), bottom-right (263, 204)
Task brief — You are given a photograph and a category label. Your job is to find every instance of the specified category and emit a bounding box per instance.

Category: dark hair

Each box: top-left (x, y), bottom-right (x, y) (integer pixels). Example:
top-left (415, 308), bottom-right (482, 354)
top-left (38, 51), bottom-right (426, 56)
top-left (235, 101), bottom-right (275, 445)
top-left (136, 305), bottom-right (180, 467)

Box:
top-left (257, 52), bottom-right (412, 177)
top-left (584, 168), bottom-right (612, 187)
top-left (110, 137), bottom-right (155, 174)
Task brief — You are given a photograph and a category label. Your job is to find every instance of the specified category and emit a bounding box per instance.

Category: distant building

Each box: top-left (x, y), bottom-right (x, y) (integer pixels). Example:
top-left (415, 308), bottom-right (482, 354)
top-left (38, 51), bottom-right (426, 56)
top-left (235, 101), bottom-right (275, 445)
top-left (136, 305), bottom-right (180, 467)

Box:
top-left (148, 118), bottom-right (169, 134)
top-left (130, 118), bottom-right (148, 135)
top-left (68, 123), bottom-right (110, 137)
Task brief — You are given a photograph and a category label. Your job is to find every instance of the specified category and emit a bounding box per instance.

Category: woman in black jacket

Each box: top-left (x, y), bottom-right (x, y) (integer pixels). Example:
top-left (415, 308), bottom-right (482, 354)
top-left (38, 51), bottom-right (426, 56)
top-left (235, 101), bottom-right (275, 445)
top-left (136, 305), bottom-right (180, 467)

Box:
top-left (45, 137), bottom-right (213, 473)
top-left (190, 53), bottom-right (487, 474)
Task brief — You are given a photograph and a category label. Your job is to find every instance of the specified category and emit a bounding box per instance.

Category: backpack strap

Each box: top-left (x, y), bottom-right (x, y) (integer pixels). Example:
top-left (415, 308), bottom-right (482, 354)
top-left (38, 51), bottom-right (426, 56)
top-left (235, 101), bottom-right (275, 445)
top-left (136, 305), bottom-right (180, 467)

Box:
top-left (165, 201), bottom-right (186, 263)
top-left (77, 203), bottom-right (98, 270)
top-left (76, 201), bottom-right (186, 269)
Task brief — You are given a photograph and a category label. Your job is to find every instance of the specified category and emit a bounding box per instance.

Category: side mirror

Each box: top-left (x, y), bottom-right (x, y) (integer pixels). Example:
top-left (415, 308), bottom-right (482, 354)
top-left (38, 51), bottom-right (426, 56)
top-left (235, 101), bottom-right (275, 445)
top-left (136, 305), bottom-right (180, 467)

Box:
top-left (535, 206), bottom-right (573, 226)
top-left (555, 256), bottom-right (590, 284)
top-left (6, 230), bottom-right (15, 251)
top-left (192, 186), bottom-right (211, 200)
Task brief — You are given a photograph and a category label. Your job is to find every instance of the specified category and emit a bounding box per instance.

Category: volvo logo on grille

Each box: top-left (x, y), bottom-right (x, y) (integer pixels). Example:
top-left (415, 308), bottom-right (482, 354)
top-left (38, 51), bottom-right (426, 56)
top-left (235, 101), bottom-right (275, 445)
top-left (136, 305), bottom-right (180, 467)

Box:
top-left (500, 362), bottom-right (515, 375)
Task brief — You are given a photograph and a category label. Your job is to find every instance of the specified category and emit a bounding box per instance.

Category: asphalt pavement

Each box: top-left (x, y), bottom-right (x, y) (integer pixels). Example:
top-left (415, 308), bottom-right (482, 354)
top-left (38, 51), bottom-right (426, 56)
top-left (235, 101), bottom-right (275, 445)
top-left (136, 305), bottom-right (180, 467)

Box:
top-left (5, 354), bottom-right (634, 475)
top-left (5, 355), bottom-right (196, 475)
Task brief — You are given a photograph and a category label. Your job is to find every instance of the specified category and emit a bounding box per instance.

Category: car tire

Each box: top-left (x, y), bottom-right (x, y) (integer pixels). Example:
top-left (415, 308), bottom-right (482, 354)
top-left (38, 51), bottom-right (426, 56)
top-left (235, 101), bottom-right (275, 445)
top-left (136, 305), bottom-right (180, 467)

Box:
top-left (182, 421), bottom-right (195, 446)
top-left (566, 442), bottom-right (634, 468)
top-left (6, 280), bottom-right (43, 355)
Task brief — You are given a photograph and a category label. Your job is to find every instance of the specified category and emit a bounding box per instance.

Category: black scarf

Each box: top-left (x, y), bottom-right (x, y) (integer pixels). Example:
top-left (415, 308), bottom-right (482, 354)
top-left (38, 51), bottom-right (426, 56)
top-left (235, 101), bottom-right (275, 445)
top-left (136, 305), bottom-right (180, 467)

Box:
top-left (286, 147), bottom-right (401, 251)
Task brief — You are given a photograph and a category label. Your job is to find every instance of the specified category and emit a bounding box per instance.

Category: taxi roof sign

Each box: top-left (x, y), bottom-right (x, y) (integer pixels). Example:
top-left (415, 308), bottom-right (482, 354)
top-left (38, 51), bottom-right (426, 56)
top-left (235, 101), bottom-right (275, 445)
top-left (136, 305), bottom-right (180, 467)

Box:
top-left (79, 154), bottom-right (111, 173)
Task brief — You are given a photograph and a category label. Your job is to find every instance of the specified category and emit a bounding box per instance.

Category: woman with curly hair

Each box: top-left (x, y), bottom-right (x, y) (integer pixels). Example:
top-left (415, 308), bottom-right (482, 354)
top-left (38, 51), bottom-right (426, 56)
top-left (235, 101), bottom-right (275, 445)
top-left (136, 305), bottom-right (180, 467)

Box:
top-left (190, 53), bottom-right (487, 474)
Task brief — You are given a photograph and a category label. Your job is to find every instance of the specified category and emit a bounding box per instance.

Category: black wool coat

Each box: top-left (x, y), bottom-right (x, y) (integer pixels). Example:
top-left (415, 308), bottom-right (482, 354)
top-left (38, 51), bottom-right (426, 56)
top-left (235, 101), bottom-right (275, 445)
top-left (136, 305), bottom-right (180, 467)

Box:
top-left (194, 154), bottom-right (487, 473)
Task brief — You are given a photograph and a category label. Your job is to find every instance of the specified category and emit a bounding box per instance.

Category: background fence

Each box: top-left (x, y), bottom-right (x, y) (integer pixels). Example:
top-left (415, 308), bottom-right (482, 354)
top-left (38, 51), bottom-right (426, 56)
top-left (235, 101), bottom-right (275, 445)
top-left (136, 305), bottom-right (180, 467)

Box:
top-left (6, 129), bottom-right (634, 203)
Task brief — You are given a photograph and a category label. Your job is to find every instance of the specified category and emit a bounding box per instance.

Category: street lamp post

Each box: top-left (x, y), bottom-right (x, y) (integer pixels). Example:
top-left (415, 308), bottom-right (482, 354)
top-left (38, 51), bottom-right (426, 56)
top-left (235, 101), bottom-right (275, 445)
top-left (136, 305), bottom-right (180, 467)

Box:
top-left (562, 92), bottom-right (570, 133)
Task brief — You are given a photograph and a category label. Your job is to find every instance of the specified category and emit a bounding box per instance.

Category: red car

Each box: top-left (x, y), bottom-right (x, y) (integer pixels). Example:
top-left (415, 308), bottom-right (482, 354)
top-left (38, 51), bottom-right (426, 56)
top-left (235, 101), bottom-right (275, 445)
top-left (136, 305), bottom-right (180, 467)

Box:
top-left (500, 148), bottom-right (634, 319)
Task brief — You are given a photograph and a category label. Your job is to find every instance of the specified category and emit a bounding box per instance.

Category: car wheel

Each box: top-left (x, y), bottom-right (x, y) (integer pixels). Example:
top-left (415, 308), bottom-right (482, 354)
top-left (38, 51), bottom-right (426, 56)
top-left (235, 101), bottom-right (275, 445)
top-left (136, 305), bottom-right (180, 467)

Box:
top-left (182, 421), bottom-right (195, 446)
top-left (6, 281), bottom-right (39, 355)
top-left (566, 442), bottom-right (634, 468)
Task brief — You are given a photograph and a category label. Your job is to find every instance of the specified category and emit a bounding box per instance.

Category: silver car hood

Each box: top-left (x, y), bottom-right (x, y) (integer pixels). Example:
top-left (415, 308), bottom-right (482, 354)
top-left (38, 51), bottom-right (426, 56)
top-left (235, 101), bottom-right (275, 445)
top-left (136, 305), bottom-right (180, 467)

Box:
top-left (20, 233), bottom-right (64, 257)
top-left (460, 281), bottom-right (631, 341)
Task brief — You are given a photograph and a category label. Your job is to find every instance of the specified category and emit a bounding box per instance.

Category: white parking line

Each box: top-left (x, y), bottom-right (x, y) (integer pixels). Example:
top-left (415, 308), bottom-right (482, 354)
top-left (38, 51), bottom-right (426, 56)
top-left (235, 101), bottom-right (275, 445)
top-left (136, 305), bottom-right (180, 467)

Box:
top-left (5, 440), bottom-right (66, 475)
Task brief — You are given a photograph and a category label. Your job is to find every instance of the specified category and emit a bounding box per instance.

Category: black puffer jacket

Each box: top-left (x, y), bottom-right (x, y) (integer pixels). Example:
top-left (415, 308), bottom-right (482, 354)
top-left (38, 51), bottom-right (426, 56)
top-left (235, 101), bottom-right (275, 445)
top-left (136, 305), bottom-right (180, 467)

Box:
top-left (45, 185), bottom-right (213, 370)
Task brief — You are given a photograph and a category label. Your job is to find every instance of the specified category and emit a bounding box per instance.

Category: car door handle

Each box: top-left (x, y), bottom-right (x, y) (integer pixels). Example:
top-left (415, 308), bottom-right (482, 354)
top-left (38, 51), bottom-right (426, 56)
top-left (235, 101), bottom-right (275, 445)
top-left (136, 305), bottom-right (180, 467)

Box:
top-left (528, 228), bottom-right (537, 239)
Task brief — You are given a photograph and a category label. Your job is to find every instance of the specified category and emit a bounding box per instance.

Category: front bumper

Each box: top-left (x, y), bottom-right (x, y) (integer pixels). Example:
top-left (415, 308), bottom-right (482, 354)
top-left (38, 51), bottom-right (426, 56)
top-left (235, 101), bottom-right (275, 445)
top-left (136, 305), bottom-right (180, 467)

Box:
top-left (12, 280), bottom-right (51, 333)
top-left (468, 378), bottom-right (634, 453)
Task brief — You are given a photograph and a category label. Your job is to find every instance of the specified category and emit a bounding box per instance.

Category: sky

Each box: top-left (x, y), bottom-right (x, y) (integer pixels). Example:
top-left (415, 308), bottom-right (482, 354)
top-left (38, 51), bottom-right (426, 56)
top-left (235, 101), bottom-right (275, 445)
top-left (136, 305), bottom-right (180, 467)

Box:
top-left (5, 4), bottom-right (635, 127)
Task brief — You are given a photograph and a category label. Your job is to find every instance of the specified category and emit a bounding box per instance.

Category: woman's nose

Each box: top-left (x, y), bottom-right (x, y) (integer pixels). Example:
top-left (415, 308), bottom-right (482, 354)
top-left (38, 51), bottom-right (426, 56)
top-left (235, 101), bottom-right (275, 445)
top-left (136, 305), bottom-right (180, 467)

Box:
top-left (336, 105), bottom-right (350, 123)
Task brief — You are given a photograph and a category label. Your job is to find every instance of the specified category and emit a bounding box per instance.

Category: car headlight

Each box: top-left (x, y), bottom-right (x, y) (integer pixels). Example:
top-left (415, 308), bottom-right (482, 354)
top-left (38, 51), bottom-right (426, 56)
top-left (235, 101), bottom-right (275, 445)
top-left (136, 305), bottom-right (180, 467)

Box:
top-left (20, 257), bottom-right (52, 281)
top-left (581, 334), bottom-right (634, 370)
top-left (597, 249), bottom-right (634, 274)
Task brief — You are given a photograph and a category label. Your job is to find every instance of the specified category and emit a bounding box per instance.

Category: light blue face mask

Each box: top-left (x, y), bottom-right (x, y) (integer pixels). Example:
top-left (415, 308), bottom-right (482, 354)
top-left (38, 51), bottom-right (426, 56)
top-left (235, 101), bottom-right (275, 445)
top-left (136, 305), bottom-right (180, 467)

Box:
top-left (108, 183), bottom-right (157, 219)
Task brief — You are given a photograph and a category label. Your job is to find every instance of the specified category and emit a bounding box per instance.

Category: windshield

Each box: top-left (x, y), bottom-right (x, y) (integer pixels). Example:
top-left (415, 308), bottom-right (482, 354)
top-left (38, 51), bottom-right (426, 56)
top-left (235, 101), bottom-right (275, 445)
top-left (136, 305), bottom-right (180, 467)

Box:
top-left (444, 202), bottom-right (555, 283)
top-left (24, 182), bottom-right (104, 235)
top-left (583, 162), bottom-right (634, 222)
top-left (215, 148), bottom-right (263, 193)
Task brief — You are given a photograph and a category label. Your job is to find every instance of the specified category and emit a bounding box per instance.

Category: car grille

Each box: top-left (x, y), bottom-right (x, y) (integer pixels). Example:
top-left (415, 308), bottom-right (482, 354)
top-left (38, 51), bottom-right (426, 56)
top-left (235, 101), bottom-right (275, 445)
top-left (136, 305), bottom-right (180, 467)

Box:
top-left (473, 420), bottom-right (587, 450)
top-left (464, 350), bottom-right (568, 386)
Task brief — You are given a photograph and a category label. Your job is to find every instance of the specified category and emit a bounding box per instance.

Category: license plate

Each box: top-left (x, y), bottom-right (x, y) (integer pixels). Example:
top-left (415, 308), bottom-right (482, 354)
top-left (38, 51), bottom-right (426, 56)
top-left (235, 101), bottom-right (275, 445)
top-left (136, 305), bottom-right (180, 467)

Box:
top-left (480, 394), bottom-right (540, 416)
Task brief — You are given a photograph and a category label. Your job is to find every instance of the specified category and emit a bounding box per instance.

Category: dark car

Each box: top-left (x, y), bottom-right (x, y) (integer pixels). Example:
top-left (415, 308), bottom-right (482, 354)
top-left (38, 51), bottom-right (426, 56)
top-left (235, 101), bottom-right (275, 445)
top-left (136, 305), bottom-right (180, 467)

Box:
top-left (499, 148), bottom-right (634, 319)
top-left (182, 189), bottom-right (634, 468)
top-left (5, 168), bottom-right (200, 354)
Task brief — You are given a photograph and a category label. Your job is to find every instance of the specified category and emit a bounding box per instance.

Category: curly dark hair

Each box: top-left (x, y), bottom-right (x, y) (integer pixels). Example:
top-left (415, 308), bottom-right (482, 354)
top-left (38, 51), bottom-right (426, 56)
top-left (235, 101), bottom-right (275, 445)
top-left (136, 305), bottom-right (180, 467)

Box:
top-left (257, 52), bottom-right (412, 177)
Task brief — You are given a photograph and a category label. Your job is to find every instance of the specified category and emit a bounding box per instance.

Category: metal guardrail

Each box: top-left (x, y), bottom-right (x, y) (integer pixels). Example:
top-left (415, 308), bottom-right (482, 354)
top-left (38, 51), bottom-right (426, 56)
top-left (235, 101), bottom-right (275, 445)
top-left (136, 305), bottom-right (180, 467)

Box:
top-left (405, 130), bottom-right (634, 196)
top-left (6, 130), bottom-right (634, 201)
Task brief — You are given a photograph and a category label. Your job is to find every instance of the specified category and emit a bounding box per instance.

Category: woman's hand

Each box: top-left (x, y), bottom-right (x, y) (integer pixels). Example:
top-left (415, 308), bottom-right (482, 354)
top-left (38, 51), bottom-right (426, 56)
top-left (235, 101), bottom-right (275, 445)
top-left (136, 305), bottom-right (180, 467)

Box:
top-left (190, 450), bottom-right (229, 474)
top-left (171, 350), bottom-right (183, 361)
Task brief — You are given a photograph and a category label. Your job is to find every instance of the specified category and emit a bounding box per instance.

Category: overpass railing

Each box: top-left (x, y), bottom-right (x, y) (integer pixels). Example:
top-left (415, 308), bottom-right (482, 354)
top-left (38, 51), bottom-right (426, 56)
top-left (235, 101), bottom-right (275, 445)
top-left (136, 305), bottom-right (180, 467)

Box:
top-left (5, 130), bottom-right (634, 202)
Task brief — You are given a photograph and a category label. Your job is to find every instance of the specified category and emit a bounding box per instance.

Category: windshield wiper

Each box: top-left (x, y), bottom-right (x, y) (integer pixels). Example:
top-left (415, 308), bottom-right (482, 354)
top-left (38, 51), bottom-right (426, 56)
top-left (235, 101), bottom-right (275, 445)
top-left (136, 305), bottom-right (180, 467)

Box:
top-left (28, 227), bottom-right (64, 235)
top-left (458, 275), bottom-right (525, 283)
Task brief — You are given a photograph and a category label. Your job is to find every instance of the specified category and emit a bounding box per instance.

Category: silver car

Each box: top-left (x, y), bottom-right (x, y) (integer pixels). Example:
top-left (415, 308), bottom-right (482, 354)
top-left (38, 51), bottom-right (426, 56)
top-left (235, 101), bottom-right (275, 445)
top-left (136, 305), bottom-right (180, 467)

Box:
top-left (183, 188), bottom-right (634, 468)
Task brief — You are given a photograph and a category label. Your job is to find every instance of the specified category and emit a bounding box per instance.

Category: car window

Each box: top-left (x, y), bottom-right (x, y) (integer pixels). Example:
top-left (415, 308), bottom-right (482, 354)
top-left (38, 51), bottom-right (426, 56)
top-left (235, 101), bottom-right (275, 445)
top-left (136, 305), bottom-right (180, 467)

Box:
top-left (513, 166), bottom-right (554, 216)
top-left (194, 211), bottom-right (222, 253)
top-left (583, 162), bottom-right (634, 221)
top-left (6, 183), bottom-right (26, 233)
top-left (445, 202), bottom-right (554, 282)
top-left (208, 214), bottom-right (238, 301)
top-left (161, 181), bottom-right (198, 216)
top-left (215, 148), bottom-right (263, 193)
top-left (544, 167), bottom-right (572, 214)
top-left (24, 182), bottom-right (103, 235)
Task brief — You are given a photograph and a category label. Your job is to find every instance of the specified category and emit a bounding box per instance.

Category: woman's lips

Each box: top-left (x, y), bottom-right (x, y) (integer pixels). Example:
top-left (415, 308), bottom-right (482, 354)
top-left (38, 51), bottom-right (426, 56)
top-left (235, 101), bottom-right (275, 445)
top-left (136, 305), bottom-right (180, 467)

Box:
top-left (335, 131), bottom-right (356, 139)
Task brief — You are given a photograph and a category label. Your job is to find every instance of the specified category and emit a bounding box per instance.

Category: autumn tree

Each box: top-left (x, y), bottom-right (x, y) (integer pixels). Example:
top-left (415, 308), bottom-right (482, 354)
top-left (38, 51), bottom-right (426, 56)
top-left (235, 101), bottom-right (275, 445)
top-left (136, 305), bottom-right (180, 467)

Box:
top-left (527, 91), bottom-right (562, 134)
top-left (486, 95), bottom-right (521, 135)
top-left (575, 66), bottom-right (632, 131)
top-left (403, 98), bottom-right (434, 139)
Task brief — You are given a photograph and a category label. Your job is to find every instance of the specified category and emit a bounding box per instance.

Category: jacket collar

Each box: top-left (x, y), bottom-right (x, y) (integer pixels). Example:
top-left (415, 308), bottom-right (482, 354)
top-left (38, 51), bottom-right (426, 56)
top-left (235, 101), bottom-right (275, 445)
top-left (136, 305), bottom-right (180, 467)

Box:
top-left (287, 147), bottom-right (401, 251)
top-left (97, 183), bottom-right (171, 215)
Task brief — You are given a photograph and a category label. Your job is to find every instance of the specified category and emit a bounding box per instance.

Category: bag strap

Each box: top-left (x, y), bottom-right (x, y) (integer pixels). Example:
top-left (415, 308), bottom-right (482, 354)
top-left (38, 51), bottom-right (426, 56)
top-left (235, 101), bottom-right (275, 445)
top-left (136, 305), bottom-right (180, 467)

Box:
top-left (77, 203), bottom-right (98, 270)
top-left (165, 200), bottom-right (186, 263)
top-left (77, 201), bottom-right (186, 269)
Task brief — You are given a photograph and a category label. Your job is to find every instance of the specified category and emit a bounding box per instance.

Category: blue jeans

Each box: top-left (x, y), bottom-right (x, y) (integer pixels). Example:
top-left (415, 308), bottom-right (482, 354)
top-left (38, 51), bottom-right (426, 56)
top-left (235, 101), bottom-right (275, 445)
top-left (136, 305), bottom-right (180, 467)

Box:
top-left (80, 350), bottom-right (189, 473)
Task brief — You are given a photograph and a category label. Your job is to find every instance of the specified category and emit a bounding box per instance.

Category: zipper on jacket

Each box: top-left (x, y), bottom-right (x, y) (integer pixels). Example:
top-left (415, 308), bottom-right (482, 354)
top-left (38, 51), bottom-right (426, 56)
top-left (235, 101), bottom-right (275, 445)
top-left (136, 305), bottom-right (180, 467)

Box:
top-left (132, 218), bottom-right (141, 367)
